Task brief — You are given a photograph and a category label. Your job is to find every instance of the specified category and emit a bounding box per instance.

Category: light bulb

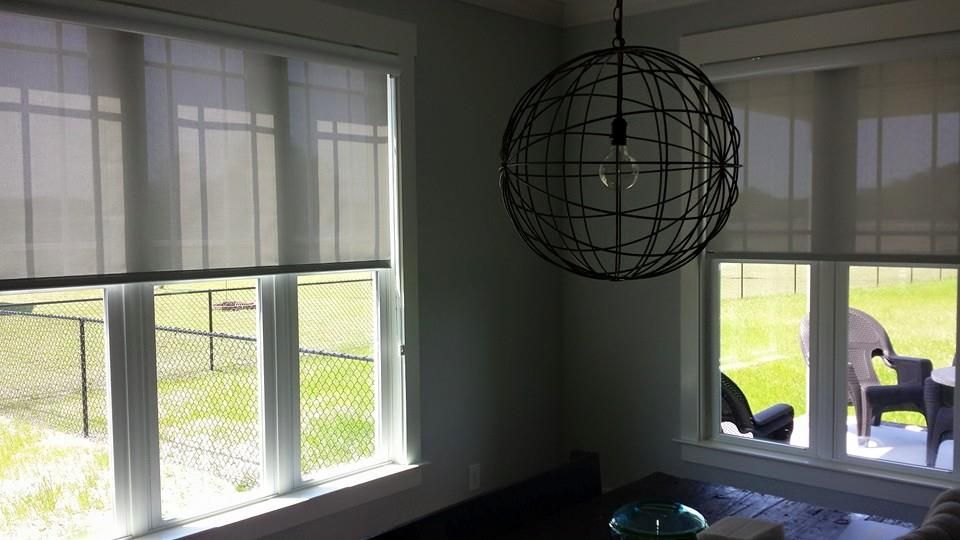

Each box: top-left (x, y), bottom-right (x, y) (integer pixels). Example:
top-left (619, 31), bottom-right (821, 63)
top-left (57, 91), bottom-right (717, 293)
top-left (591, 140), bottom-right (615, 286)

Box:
top-left (598, 144), bottom-right (640, 191)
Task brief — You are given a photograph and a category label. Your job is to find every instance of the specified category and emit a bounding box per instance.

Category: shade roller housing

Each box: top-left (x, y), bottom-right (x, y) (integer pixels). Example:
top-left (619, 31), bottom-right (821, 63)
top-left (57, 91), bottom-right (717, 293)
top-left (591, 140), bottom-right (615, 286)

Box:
top-left (712, 53), bottom-right (960, 258)
top-left (0, 11), bottom-right (392, 283)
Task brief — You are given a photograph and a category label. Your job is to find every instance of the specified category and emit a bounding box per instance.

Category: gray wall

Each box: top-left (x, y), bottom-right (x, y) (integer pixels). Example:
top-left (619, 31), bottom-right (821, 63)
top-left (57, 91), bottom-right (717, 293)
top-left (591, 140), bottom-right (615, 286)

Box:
top-left (560, 0), bottom-right (927, 524)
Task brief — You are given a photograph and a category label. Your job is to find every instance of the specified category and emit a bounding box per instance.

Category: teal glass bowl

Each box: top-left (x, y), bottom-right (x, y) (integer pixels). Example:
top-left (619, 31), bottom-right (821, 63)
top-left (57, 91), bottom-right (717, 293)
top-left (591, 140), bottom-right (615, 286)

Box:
top-left (609, 501), bottom-right (708, 539)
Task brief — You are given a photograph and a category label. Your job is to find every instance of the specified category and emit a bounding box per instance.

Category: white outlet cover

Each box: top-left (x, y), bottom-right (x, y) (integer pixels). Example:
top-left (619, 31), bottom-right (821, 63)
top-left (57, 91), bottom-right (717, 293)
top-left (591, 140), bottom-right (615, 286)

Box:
top-left (468, 463), bottom-right (482, 491)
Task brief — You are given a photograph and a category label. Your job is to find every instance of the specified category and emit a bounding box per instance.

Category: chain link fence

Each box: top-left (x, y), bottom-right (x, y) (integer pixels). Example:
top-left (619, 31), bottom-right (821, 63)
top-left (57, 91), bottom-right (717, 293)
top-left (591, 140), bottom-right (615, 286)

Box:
top-left (298, 276), bottom-right (376, 475)
top-left (0, 298), bottom-right (107, 440)
top-left (0, 278), bottom-right (375, 489)
top-left (721, 263), bottom-right (958, 299)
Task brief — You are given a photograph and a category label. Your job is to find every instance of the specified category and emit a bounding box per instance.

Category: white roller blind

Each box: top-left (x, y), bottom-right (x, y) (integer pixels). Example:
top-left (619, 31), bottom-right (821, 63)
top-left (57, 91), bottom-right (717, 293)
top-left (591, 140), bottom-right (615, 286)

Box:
top-left (712, 54), bottom-right (960, 258)
top-left (0, 11), bottom-right (391, 282)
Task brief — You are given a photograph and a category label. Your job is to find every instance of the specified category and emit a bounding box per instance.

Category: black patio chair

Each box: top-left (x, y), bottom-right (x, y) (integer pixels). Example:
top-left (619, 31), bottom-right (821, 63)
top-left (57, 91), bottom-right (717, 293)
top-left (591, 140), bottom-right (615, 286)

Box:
top-left (720, 372), bottom-right (794, 442)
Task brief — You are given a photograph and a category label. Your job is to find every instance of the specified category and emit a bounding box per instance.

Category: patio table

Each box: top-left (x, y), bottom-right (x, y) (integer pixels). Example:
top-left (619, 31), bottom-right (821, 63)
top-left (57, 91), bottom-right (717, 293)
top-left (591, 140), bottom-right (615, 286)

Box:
top-left (931, 366), bottom-right (955, 387)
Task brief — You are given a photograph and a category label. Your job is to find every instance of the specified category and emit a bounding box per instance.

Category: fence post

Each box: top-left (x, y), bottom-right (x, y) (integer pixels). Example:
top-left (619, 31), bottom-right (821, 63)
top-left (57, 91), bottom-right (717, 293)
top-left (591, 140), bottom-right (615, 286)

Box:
top-left (740, 262), bottom-right (745, 298)
top-left (79, 318), bottom-right (89, 438)
top-left (208, 290), bottom-right (214, 371)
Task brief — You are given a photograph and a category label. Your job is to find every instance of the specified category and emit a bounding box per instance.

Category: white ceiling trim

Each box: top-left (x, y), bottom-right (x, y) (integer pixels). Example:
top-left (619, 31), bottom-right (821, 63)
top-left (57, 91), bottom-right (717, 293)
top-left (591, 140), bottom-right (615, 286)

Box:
top-left (679, 0), bottom-right (960, 65)
top-left (456, 0), bottom-right (710, 28)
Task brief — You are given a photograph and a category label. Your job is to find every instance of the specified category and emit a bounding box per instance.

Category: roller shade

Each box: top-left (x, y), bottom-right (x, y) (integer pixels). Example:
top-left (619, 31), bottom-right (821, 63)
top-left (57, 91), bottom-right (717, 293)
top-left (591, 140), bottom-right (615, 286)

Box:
top-left (711, 54), bottom-right (960, 257)
top-left (0, 11), bottom-right (391, 283)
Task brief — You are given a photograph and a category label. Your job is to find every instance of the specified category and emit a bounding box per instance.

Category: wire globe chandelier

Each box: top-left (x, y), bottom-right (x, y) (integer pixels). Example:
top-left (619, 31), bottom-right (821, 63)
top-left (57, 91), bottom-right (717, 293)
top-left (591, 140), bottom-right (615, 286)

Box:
top-left (498, 0), bottom-right (740, 281)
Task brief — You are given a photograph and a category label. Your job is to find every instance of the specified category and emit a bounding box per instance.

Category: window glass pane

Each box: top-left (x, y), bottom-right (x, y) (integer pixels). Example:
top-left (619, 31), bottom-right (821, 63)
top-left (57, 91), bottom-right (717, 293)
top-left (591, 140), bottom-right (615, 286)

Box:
top-left (719, 262), bottom-right (810, 448)
top-left (298, 272), bottom-right (377, 479)
top-left (847, 266), bottom-right (957, 470)
top-left (0, 288), bottom-right (115, 538)
top-left (154, 279), bottom-right (261, 519)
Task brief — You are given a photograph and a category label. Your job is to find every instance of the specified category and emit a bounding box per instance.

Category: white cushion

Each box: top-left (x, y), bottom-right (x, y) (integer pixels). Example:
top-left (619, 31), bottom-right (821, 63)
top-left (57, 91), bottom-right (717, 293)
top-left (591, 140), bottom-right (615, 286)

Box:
top-left (697, 517), bottom-right (783, 540)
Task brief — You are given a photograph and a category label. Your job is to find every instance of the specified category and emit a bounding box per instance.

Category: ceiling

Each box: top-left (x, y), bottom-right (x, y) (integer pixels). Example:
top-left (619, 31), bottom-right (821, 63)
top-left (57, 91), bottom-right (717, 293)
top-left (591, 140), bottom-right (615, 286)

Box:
top-left (458, 0), bottom-right (710, 27)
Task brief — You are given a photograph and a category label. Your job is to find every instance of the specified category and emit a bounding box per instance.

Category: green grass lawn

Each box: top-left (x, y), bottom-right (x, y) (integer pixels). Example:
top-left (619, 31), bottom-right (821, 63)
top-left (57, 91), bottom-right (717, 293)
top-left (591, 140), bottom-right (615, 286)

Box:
top-left (0, 271), bottom-right (378, 531)
top-left (722, 268), bottom-right (957, 428)
top-left (0, 417), bottom-right (112, 538)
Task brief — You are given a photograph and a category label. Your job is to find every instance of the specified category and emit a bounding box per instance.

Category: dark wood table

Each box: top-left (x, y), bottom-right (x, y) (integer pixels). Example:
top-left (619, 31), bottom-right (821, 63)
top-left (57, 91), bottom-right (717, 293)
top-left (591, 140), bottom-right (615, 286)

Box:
top-left (495, 473), bottom-right (915, 539)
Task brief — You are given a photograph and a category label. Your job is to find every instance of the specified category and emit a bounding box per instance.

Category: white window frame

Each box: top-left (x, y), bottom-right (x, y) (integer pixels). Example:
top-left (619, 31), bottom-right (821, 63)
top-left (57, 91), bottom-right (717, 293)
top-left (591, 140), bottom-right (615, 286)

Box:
top-left (680, 254), bottom-right (960, 503)
top-left (705, 256), bottom-right (960, 467)
top-left (123, 269), bottom-right (398, 531)
top-left (61, 265), bottom-right (408, 538)
top-left (0, 1), bottom-right (420, 538)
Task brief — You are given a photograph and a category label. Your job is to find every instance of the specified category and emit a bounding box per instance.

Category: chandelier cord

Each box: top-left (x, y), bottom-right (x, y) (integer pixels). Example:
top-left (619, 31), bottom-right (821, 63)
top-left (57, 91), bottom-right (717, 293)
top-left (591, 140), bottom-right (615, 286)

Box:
top-left (611, 0), bottom-right (626, 145)
top-left (612, 0), bottom-right (625, 273)
top-left (612, 0), bottom-right (625, 48)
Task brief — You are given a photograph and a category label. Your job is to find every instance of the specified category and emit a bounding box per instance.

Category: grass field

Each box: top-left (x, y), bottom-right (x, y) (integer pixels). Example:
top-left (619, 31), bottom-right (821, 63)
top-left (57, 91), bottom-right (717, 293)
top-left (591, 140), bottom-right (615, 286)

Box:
top-left (0, 272), bottom-right (378, 535)
top-left (721, 264), bottom-right (957, 429)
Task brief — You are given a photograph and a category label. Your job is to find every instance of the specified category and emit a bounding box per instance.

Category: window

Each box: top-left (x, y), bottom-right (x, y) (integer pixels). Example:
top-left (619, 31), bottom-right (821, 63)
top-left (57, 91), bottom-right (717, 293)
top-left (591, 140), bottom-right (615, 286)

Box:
top-left (712, 260), bottom-right (958, 472)
top-left (0, 8), bottom-right (406, 539)
top-left (698, 52), bottom-right (960, 483)
top-left (718, 262), bottom-right (809, 449)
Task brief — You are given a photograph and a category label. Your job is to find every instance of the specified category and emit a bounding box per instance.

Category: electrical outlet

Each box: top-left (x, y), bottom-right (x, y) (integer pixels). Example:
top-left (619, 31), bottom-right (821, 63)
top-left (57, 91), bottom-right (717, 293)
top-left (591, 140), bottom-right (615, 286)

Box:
top-left (468, 463), bottom-right (482, 492)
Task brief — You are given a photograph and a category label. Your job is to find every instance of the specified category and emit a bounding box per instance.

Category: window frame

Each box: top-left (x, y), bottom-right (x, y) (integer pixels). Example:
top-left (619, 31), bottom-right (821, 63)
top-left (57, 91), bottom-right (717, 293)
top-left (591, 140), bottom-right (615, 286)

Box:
top-left (74, 265), bottom-right (403, 536)
top-left (103, 79), bottom-right (405, 538)
top-left (0, 1), bottom-right (419, 538)
top-left (704, 257), bottom-right (817, 460)
top-left (153, 269), bottom-right (399, 531)
top-left (682, 253), bottom-right (960, 496)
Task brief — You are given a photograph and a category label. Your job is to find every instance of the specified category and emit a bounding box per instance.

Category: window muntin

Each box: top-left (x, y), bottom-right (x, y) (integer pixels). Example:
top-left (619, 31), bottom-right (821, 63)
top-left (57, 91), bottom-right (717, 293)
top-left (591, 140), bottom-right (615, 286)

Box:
top-left (0, 288), bottom-right (114, 538)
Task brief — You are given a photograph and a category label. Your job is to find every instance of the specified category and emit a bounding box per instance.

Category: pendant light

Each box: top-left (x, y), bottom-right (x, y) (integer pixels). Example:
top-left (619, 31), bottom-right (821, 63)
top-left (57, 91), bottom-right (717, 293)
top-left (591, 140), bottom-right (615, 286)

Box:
top-left (498, 0), bottom-right (740, 281)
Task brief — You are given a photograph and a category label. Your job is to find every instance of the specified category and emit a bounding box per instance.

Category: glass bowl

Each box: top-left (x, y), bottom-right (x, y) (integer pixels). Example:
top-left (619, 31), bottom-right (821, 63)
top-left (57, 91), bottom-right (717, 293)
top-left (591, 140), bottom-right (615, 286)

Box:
top-left (609, 501), bottom-right (708, 539)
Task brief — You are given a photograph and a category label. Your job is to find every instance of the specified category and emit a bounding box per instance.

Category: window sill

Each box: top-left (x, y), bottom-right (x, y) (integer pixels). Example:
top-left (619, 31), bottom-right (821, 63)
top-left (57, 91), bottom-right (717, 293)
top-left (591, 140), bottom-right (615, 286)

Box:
top-left (137, 462), bottom-right (423, 540)
top-left (677, 437), bottom-right (946, 506)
